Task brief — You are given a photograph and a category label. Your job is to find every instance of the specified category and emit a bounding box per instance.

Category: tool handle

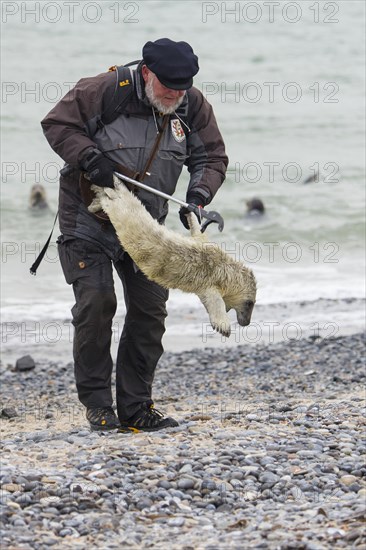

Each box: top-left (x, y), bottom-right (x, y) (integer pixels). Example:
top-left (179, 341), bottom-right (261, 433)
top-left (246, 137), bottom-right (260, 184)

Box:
top-left (114, 171), bottom-right (188, 208)
top-left (114, 171), bottom-right (224, 232)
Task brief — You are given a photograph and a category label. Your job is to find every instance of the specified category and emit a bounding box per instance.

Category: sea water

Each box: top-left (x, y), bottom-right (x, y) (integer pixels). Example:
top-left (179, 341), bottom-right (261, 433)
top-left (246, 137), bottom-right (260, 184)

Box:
top-left (1, 1), bottom-right (365, 340)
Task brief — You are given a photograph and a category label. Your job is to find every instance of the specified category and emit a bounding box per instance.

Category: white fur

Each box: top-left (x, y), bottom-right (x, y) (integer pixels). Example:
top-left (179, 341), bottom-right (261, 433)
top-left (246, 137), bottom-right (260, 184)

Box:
top-left (89, 178), bottom-right (257, 336)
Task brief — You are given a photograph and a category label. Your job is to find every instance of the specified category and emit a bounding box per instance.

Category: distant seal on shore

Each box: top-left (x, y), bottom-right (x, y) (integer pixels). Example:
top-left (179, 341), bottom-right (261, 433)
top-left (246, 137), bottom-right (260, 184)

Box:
top-left (246, 198), bottom-right (265, 216)
top-left (29, 184), bottom-right (49, 211)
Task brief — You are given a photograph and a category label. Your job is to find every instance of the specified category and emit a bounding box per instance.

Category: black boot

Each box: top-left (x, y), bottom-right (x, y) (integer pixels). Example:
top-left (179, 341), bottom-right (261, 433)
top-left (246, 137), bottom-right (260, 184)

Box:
top-left (86, 407), bottom-right (121, 431)
top-left (119, 402), bottom-right (178, 433)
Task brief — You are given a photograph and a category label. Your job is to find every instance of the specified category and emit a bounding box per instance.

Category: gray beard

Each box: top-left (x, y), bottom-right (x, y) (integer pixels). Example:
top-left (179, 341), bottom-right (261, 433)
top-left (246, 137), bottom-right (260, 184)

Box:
top-left (145, 78), bottom-right (185, 115)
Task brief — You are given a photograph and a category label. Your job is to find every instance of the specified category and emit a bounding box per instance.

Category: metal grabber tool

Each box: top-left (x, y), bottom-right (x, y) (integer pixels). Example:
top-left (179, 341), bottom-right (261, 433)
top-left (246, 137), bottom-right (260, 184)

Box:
top-left (113, 171), bottom-right (224, 233)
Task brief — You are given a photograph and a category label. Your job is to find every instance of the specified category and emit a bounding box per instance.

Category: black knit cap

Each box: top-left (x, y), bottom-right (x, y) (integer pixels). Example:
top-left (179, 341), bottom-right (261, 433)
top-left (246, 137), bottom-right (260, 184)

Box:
top-left (142, 38), bottom-right (199, 90)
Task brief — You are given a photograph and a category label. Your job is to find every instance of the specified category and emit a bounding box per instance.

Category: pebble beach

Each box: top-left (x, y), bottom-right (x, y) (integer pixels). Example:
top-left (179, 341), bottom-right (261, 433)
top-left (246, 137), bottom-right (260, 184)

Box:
top-left (1, 331), bottom-right (365, 549)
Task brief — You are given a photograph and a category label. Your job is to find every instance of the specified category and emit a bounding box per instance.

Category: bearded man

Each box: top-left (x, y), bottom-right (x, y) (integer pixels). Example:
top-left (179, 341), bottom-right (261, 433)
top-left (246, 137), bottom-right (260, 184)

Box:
top-left (41, 38), bottom-right (228, 432)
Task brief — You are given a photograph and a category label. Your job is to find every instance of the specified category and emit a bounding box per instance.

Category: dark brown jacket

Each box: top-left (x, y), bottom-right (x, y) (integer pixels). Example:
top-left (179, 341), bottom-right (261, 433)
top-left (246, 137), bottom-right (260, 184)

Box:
top-left (41, 65), bottom-right (228, 247)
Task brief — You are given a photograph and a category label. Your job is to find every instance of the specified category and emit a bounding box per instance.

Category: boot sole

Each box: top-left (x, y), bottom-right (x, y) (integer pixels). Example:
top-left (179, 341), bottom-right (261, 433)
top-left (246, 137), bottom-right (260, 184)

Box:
top-left (89, 424), bottom-right (121, 432)
top-left (118, 422), bottom-right (179, 433)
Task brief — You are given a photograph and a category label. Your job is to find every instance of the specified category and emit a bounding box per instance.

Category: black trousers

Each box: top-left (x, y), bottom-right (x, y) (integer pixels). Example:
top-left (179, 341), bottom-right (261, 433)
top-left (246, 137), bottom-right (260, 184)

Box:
top-left (57, 235), bottom-right (168, 420)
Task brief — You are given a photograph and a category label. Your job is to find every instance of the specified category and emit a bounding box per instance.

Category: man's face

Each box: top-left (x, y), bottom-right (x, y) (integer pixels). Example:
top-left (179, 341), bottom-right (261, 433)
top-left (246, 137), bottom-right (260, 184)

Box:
top-left (142, 65), bottom-right (186, 114)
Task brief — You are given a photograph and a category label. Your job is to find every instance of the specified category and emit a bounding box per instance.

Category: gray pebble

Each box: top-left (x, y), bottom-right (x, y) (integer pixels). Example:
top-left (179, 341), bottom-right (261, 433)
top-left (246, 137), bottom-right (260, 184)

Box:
top-left (259, 472), bottom-right (280, 485)
top-left (1, 408), bottom-right (18, 419)
top-left (177, 478), bottom-right (195, 490)
top-left (158, 480), bottom-right (172, 490)
top-left (15, 355), bottom-right (36, 371)
top-left (58, 528), bottom-right (73, 537)
top-left (136, 498), bottom-right (153, 510)
top-left (168, 517), bottom-right (185, 527)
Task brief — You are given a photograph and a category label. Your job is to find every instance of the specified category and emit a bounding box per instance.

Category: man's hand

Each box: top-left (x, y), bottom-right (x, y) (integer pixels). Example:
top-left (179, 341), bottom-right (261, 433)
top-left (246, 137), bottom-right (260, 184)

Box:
top-left (179, 194), bottom-right (204, 229)
top-left (81, 148), bottom-right (116, 188)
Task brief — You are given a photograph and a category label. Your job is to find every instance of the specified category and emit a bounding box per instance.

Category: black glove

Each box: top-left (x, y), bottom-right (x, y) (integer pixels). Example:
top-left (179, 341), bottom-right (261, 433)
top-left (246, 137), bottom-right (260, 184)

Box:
top-left (179, 194), bottom-right (204, 230)
top-left (81, 148), bottom-right (116, 188)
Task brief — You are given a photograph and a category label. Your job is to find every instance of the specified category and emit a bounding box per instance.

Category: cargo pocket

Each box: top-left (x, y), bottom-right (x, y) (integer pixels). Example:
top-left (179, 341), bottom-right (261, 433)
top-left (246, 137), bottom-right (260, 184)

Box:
top-left (57, 237), bottom-right (113, 287)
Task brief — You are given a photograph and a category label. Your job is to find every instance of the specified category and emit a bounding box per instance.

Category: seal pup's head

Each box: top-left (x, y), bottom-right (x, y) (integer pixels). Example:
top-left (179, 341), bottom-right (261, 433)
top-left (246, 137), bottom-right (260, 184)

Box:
top-left (223, 265), bottom-right (257, 327)
top-left (246, 197), bottom-right (265, 216)
top-left (29, 184), bottom-right (49, 211)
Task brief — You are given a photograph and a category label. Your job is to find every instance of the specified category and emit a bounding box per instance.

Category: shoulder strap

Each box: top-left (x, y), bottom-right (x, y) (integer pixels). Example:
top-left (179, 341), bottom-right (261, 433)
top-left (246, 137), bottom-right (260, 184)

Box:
top-left (139, 115), bottom-right (169, 181)
top-left (99, 60), bottom-right (140, 127)
top-left (29, 211), bottom-right (59, 275)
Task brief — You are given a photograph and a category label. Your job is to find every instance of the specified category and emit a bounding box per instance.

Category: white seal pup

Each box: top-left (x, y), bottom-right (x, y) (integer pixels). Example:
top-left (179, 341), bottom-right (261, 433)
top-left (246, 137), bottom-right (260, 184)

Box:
top-left (89, 178), bottom-right (257, 337)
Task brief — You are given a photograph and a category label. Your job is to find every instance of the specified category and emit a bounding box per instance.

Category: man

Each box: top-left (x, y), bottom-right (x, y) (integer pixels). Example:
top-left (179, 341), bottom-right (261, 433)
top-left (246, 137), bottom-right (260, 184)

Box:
top-left (41, 38), bottom-right (228, 432)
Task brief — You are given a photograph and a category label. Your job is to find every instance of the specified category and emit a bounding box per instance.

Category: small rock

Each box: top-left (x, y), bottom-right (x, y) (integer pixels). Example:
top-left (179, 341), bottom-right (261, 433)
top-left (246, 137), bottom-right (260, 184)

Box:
top-left (1, 408), bottom-right (18, 419)
top-left (40, 496), bottom-right (61, 506)
top-left (179, 463), bottom-right (193, 474)
top-left (13, 519), bottom-right (26, 527)
top-left (291, 466), bottom-right (308, 476)
top-left (340, 475), bottom-right (358, 486)
top-left (297, 450), bottom-right (316, 458)
top-left (217, 503), bottom-right (232, 512)
top-left (42, 539), bottom-right (58, 547)
top-left (136, 498), bottom-right (153, 510)
top-left (348, 482), bottom-right (361, 493)
top-left (178, 478), bottom-right (195, 490)
top-left (158, 480), bottom-right (172, 490)
top-left (15, 355), bottom-right (36, 371)
top-left (259, 472), bottom-right (280, 486)
top-left (189, 414), bottom-right (212, 421)
top-left (59, 528), bottom-right (73, 537)
top-left (168, 517), bottom-right (185, 527)
top-left (327, 527), bottom-right (345, 536)
top-left (277, 404), bottom-right (293, 412)
top-left (1, 484), bottom-right (23, 493)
